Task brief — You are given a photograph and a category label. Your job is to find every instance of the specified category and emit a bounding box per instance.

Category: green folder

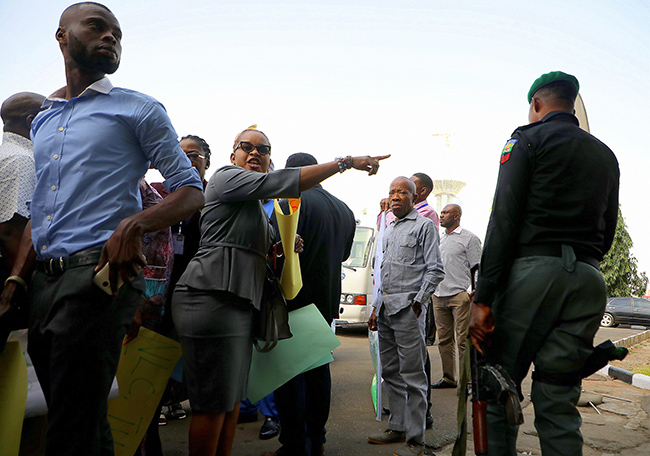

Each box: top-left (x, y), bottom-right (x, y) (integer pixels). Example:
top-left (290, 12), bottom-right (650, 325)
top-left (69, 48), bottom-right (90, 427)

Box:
top-left (248, 304), bottom-right (341, 403)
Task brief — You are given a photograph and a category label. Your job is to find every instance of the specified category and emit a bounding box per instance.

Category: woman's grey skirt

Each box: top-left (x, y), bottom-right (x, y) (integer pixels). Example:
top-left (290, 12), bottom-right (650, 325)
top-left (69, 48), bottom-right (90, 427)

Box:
top-left (172, 285), bottom-right (253, 413)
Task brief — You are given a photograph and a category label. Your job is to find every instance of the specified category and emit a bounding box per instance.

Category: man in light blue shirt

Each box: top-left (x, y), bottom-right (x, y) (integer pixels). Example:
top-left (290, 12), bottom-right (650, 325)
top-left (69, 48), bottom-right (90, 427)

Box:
top-left (1, 3), bottom-right (204, 455)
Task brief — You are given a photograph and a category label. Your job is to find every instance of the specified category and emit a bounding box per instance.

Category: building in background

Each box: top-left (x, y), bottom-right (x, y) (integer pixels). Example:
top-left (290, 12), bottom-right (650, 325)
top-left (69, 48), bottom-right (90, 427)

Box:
top-left (432, 180), bottom-right (466, 214)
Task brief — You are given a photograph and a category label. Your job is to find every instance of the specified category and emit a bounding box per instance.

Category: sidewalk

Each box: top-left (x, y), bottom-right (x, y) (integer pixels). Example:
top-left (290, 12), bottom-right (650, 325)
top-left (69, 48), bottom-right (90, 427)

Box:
top-left (436, 332), bottom-right (650, 456)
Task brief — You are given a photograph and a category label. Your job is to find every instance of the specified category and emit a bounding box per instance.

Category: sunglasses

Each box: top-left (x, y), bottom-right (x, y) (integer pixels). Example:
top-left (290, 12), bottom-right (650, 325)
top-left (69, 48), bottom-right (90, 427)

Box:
top-left (186, 152), bottom-right (205, 160)
top-left (235, 141), bottom-right (271, 156)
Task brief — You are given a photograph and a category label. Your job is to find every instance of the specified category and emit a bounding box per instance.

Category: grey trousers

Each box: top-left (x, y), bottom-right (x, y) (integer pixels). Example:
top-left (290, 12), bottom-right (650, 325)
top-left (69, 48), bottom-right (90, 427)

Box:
top-left (378, 304), bottom-right (428, 444)
top-left (486, 252), bottom-right (606, 456)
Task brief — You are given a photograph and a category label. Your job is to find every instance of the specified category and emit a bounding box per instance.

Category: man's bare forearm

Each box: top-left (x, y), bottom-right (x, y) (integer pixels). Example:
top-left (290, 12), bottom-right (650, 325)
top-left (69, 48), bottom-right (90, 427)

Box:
top-left (129, 186), bottom-right (204, 235)
top-left (8, 220), bottom-right (36, 278)
top-left (94, 186), bottom-right (205, 291)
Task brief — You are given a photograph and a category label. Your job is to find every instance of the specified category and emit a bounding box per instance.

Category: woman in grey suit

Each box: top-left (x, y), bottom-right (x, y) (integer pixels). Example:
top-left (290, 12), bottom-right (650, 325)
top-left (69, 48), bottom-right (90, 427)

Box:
top-left (172, 127), bottom-right (389, 456)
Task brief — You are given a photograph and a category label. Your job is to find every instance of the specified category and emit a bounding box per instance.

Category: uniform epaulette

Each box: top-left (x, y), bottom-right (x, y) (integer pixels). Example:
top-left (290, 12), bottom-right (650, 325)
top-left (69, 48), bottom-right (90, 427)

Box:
top-left (512, 120), bottom-right (542, 135)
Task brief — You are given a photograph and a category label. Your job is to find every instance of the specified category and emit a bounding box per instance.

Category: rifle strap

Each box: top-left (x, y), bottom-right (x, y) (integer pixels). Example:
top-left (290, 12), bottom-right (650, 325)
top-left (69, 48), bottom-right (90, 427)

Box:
top-left (451, 338), bottom-right (472, 456)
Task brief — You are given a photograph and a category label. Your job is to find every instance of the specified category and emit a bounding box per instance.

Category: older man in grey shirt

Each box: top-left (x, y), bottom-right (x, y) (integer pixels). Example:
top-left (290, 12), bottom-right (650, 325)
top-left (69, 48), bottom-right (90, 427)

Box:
top-left (431, 204), bottom-right (482, 389)
top-left (368, 177), bottom-right (444, 456)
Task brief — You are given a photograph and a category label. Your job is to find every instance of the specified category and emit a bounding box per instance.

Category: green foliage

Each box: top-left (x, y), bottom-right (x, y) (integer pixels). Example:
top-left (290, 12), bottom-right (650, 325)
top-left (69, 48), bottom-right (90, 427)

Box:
top-left (633, 365), bottom-right (650, 376)
top-left (601, 207), bottom-right (648, 297)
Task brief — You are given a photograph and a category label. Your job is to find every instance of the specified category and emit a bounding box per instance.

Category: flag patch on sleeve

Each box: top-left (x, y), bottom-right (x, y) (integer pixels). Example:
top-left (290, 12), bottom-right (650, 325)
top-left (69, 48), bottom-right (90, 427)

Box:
top-left (500, 139), bottom-right (518, 164)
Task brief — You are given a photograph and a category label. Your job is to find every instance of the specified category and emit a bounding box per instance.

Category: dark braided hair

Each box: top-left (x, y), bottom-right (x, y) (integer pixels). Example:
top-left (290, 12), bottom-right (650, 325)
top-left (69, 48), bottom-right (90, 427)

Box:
top-left (181, 134), bottom-right (211, 169)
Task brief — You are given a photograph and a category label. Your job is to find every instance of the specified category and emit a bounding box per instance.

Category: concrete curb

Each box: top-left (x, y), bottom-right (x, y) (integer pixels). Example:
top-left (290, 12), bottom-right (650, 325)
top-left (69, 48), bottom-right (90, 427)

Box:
top-left (612, 328), bottom-right (650, 348)
top-left (597, 329), bottom-right (650, 390)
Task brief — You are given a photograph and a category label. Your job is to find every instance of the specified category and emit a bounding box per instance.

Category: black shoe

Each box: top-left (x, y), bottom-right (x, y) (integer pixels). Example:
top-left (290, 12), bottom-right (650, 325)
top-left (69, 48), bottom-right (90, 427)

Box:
top-left (426, 412), bottom-right (433, 428)
top-left (430, 379), bottom-right (456, 389)
top-left (169, 403), bottom-right (187, 420)
top-left (259, 417), bottom-right (281, 440)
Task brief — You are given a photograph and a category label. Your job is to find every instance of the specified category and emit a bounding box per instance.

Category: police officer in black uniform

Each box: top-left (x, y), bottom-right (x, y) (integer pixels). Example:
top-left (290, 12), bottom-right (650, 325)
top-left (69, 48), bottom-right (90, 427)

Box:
top-left (469, 71), bottom-right (619, 456)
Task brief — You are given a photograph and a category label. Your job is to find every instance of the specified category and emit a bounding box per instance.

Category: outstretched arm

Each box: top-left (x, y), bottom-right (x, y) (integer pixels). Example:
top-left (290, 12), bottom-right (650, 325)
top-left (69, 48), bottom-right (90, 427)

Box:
top-left (298, 155), bottom-right (390, 192)
top-left (95, 186), bottom-right (204, 294)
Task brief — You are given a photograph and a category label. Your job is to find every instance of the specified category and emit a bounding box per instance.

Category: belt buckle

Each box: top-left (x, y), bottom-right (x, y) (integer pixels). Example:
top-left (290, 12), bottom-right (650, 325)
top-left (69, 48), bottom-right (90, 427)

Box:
top-left (46, 257), bottom-right (65, 274)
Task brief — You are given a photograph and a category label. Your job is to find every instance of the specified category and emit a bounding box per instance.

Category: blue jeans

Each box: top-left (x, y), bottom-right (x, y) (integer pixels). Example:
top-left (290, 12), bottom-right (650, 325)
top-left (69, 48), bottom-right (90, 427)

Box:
top-left (241, 393), bottom-right (278, 419)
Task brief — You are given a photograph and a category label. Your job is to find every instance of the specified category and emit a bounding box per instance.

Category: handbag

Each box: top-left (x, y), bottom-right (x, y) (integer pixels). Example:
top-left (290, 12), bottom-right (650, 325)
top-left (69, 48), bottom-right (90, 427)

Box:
top-left (253, 264), bottom-right (293, 352)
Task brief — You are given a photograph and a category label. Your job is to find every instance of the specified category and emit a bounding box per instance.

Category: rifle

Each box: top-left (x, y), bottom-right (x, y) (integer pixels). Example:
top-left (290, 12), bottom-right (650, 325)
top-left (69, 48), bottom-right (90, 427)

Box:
top-left (581, 339), bottom-right (628, 378)
top-left (470, 346), bottom-right (524, 456)
top-left (469, 338), bottom-right (627, 456)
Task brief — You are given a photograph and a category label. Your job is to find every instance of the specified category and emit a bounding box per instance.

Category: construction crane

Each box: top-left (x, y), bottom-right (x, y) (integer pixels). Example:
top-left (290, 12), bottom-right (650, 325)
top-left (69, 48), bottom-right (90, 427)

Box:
top-left (432, 132), bottom-right (455, 147)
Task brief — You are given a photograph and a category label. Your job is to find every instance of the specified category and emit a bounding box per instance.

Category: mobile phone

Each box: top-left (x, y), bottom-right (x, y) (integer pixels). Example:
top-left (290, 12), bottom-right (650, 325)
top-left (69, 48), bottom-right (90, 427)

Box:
top-left (93, 263), bottom-right (124, 295)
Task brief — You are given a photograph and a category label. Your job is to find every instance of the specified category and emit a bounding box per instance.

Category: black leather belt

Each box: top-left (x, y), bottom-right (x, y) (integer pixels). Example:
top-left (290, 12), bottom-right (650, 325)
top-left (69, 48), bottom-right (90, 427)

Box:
top-left (35, 248), bottom-right (103, 275)
top-left (516, 245), bottom-right (600, 270)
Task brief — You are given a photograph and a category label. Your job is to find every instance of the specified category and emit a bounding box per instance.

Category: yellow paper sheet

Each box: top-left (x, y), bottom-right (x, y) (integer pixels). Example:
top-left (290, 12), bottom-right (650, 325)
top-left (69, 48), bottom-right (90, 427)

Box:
top-left (248, 304), bottom-right (341, 403)
top-left (274, 198), bottom-right (302, 300)
top-left (0, 341), bottom-right (28, 456)
top-left (108, 328), bottom-right (182, 456)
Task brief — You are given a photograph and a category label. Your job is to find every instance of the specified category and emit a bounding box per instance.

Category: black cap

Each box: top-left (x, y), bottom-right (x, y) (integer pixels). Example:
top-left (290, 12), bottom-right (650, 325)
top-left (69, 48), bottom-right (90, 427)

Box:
top-left (286, 152), bottom-right (318, 168)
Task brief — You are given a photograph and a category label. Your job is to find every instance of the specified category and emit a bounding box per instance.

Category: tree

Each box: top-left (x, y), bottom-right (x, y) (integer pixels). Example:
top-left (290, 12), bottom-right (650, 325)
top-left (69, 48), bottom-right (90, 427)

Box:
top-left (600, 207), bottom-right (648, 297)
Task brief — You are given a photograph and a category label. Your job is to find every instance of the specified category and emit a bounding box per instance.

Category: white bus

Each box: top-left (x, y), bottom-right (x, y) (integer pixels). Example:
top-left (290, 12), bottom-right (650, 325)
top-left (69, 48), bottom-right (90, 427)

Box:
top-left (336, 226), bottom-right (377, 326)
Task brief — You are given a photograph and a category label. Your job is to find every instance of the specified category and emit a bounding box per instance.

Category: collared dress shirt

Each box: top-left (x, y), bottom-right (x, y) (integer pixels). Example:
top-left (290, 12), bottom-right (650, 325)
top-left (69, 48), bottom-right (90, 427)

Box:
top-left (413, 200), bottom-right (440, 227)
top-left (0, 132), bottom-right (36, 223)
top-left (379, 199), bottom-right (440, 229)
top-left (434, 226), bottom-right (482, 297)
top-left (375, 208), bottom-right (444, 316)
top-left (30, 77), bottom-right (203, 260)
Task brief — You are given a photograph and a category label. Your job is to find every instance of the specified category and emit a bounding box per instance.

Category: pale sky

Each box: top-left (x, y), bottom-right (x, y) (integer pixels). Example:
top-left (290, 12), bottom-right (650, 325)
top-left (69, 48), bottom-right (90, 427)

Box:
top-left (1, 0), bottom-right (649, 276)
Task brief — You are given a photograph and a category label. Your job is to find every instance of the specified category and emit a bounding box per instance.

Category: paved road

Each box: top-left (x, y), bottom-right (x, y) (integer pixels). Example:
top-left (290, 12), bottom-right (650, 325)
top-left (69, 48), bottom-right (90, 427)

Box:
top-left (160, 325), bottom-right (645, 455)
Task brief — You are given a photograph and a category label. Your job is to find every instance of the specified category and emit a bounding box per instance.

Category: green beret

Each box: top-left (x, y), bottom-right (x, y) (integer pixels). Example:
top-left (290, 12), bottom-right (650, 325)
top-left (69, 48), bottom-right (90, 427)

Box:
top-left (527, 71), bottom-right (579, 103)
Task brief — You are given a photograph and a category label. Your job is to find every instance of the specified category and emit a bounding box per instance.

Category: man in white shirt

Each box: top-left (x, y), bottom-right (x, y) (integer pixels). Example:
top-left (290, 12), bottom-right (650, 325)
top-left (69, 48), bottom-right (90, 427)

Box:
top-left (0, 92), bottom-right (45, 282)
top-left (431, 204), bottom-right (482, 389)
